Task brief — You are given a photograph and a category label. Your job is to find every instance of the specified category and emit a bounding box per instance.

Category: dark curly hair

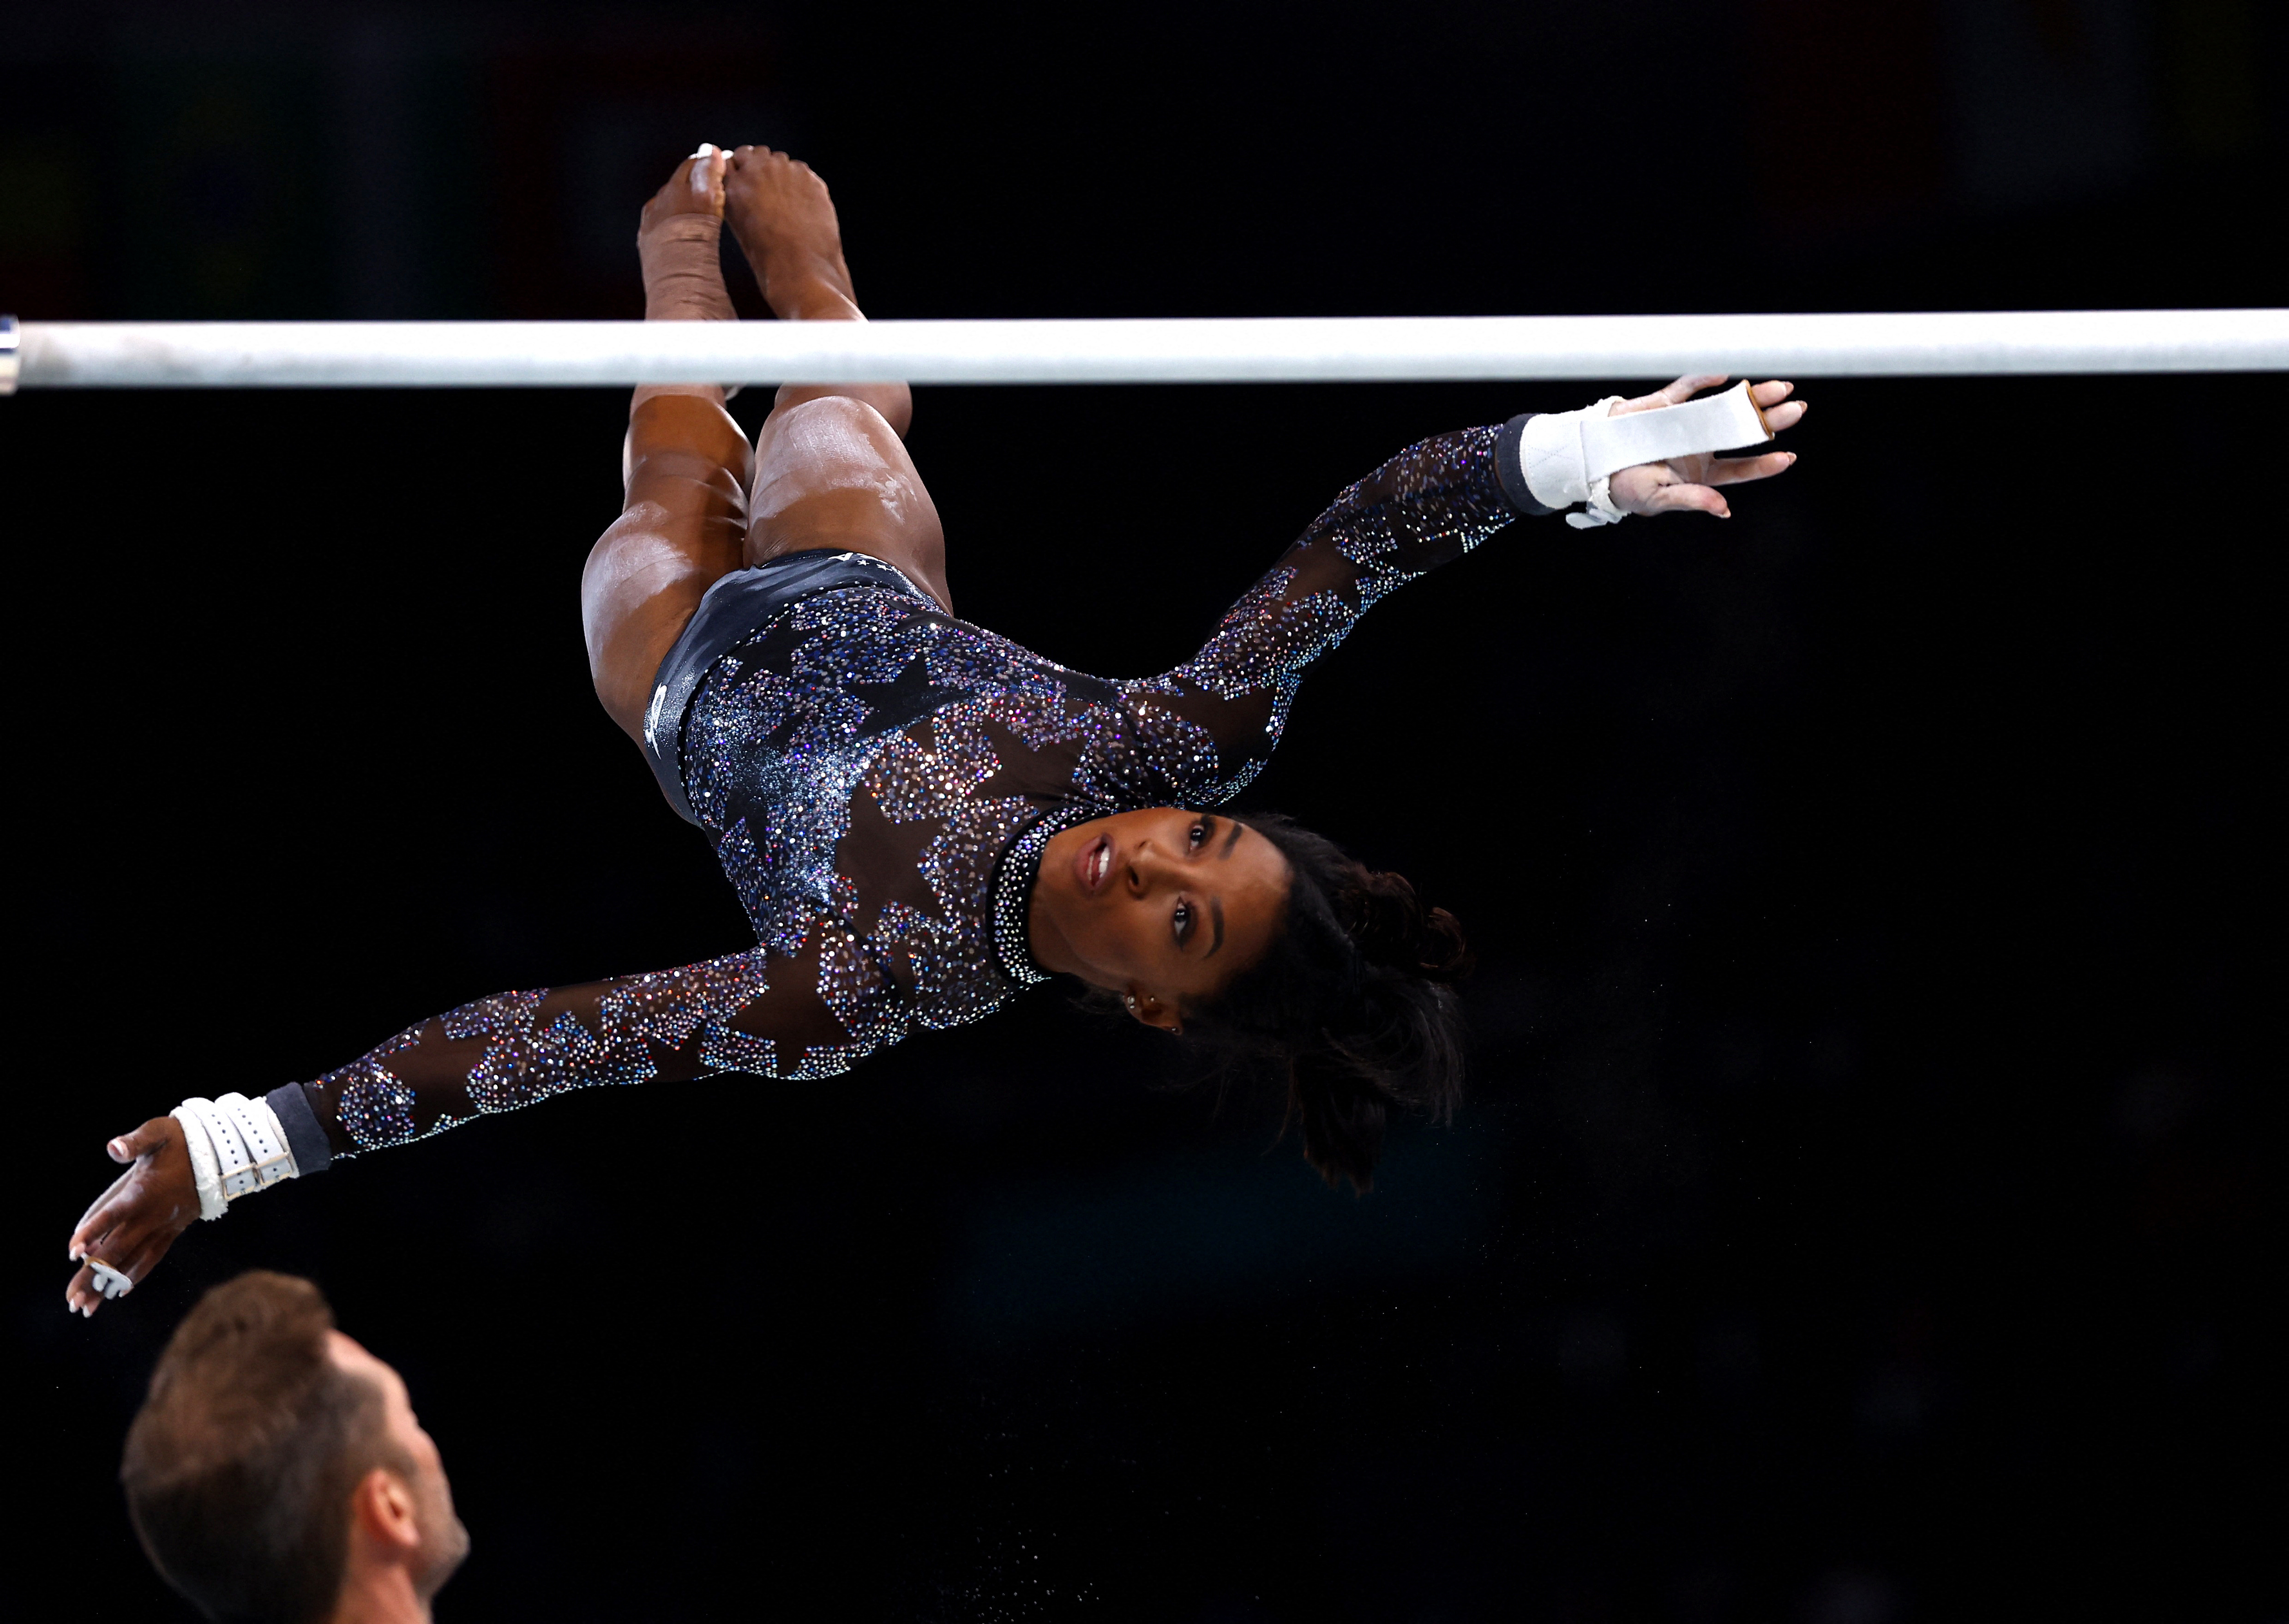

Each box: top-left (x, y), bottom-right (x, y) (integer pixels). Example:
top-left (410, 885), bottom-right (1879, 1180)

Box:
top-left (1091, 812), bottom-right (1472, 1193)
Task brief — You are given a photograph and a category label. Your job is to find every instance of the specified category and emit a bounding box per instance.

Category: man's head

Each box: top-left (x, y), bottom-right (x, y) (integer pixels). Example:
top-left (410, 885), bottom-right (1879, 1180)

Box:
top-left (120, 1271), bottom-right (468, 1624)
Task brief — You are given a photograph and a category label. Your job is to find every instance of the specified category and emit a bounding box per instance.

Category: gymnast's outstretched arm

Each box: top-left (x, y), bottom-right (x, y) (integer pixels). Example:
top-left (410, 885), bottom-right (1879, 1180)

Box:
top-left (1116, 377), bottom-right (1805, 800)
top-left (67, 150), bottom-right (775, 1317)
top-left (64, 939), bottom-right (886, 1315)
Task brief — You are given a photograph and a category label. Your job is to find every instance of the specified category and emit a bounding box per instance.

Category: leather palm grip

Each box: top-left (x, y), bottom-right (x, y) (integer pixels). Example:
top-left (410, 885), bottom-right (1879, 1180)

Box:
top-left (1520, 380), bottom-right (1774, 527)
top-left (171, 1093), bottom-right (300, 1221)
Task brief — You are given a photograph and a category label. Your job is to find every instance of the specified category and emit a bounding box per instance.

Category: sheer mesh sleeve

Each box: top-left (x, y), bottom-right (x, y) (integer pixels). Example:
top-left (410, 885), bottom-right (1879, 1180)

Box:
top-left (293, 427), bottom-right (1528, 1157)
top-left (296, 943), bottom-right (862, 1159)
top-left (1114, 424), bottom-right (1524, 803)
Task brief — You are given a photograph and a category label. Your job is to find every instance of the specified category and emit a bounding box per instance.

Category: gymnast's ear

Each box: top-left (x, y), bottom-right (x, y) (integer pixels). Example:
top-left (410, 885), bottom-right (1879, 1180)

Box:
top-left (1122, 988), bottom-right (1182, 1034)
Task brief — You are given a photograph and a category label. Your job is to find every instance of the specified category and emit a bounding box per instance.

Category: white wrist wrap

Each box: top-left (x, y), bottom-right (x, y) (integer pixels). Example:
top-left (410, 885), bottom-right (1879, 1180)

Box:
top-left (1520, 379), bottom-right (1775, 529)
top-left (171, 1094), bottom-right (300, 1221)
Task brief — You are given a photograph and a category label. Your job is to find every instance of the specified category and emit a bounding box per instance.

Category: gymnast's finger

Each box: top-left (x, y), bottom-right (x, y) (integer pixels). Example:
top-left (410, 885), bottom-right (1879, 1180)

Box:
top-left (112, 1118), bottom-right (173, 1168)
top-left (67, 1241), bottom-right (144, 1316)
top-left (72, 1167), bottom-right (135, 1251)
top-left (69, 1209), bottom-right (120, 1275)
top-left (106, 1231), bottom-right (167, 1289)
top-left (1749, 379), bottom-right (1796, 409)
top-left (1659, 372), bottom-right (1728, 405)
top-left (1614, 373), bottom-right (1725, 415)
top-left (1705, 451), bottom-right (1798, 487)
top-left (72, 1173), bottom-right (180, 1268)
top-left (73, 1213), bottom-right (133, 1282)
top-left (1648, 480), bottom-right (1730, 517)
top-left (71, 1118), bottom-right (172, 1245)
top-left (65, 1250), bottom-right (137, 1316)
top-left (687, 145), bottom-right (728, 198)
top-left (1761, 398), bottom-right (1808, 433)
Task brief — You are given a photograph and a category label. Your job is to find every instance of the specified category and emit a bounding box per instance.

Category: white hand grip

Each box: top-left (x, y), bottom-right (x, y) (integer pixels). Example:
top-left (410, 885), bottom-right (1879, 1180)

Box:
top-left (1521, 380), bottom-right (1775, 523)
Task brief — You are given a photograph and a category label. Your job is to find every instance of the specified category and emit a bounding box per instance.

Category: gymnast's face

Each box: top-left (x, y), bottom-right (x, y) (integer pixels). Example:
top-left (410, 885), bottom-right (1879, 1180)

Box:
top-left (1028, 808), bottom-right (1289, 1030)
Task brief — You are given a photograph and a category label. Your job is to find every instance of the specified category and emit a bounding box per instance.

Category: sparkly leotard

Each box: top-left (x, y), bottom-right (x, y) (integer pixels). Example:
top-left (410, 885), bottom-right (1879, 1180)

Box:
top-left (290, 423), bottom-right (1538, 1161)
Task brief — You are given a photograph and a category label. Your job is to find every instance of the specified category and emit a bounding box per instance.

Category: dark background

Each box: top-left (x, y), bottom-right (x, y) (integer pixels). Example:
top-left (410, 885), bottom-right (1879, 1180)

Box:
top-left (5, 1), bottom-right (2282, 1619)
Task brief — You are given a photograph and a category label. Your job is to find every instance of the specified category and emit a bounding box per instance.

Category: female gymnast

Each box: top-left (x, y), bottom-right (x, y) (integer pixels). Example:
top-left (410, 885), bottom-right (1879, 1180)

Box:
top-left (65, 146), bottom-right (1803, 1315)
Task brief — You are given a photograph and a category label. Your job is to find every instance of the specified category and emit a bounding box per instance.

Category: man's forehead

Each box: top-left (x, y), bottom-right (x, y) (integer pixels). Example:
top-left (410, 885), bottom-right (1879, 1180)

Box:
top-left (326, 1330), bottom-right (402, 1395)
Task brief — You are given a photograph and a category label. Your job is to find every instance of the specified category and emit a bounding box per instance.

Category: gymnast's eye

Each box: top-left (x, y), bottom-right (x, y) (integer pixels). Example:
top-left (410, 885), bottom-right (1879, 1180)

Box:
top-left (1172, 900), bottom-right (1194, 945)
top-left (1189, 819), bottom-right (1208, 851)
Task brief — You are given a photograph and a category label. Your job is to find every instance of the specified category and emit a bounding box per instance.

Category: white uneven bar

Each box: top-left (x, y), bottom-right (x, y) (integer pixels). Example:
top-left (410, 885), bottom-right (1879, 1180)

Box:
top-left (7, 310), bottom-right (2288, 388)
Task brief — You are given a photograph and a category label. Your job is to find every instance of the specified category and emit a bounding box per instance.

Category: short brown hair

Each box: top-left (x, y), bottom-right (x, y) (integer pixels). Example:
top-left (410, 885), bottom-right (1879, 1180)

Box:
top-left (121, 1272), bottom-right (397, 1624)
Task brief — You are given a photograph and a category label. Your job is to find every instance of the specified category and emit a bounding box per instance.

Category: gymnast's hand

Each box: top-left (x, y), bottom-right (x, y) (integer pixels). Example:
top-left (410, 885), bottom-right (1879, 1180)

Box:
top-left (1608, 375), bottom-right (1806, 519)
top-left (63, 1118), bottom-right (199, 1317)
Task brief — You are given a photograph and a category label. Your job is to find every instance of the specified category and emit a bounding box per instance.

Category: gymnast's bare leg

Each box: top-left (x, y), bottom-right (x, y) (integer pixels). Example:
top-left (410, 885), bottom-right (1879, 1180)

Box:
top-left (582, 146), bottom-right (949, 751)
top-left (722, 146), bottom-right (951, 610)
top-left (582, 148), bottom-right (753, 744)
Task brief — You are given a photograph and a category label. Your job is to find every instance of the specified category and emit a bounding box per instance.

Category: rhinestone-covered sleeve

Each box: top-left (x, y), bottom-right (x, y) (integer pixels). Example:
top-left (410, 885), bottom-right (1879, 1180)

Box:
top-left (1115, 426), bottom-right (1522, 801)
top-left (292, 944), bottom-right (865, 1159)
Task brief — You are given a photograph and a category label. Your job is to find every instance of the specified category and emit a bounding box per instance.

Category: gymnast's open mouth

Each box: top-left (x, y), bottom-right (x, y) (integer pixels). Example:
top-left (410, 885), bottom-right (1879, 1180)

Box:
top-left (1075, 833), bottom-right (1113, 894)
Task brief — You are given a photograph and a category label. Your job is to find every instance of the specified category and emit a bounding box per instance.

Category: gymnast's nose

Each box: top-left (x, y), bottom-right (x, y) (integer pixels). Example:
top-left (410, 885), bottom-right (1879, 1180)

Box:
top-left (1124, 839), bottom-right (1181, 896)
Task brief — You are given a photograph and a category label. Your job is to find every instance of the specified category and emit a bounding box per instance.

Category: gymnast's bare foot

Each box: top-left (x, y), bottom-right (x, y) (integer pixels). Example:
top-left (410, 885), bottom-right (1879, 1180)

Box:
top-left (723, 146), bottom-right (861, 323)
top-left (639, 145), bottom-right (735, 324)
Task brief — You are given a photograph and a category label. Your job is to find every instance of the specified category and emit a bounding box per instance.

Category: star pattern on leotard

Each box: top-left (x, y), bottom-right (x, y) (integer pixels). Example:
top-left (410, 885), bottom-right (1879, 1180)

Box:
top-left (845, 652), bottom-right (973, 740)
top-left (305, 425), bottom-right (1521, 1157)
